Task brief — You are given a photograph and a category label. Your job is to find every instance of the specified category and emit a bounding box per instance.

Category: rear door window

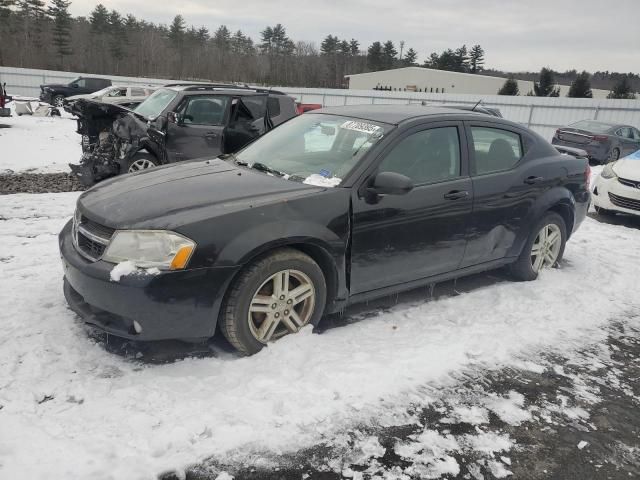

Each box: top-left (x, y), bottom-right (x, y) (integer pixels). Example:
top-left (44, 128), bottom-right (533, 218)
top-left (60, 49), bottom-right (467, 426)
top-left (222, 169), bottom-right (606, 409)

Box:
top-left (471, 127), bottom-right (523, 175)
top-left (130, 88), bottom-right (146, 97)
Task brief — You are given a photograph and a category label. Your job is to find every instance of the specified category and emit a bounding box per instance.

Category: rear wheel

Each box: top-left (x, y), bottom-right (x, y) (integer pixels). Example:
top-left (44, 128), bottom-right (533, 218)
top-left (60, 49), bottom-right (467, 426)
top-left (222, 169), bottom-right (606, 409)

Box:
top-left (605, 148), bottom-right (620, 164)
top-left (126, 153), bottom-right (158, 173)
top-left (221, 248), bottom-right (326, 355)
top-left (510, 212), bottom-right (567, 281)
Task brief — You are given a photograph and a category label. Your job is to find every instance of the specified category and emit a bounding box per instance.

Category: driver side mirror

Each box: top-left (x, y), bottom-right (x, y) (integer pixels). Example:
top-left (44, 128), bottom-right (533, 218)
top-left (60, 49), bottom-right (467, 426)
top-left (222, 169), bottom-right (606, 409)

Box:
top-left (167, 111), bottom-right (183, 125)
top-left (367, 171), bottom-right (414, 196)
top-left (71, 83), bottom-right (79, 88)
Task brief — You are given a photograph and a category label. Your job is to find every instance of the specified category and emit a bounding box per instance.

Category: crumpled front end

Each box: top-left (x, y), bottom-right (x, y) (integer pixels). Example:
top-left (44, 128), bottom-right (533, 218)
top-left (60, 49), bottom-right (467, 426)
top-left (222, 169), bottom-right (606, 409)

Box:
top-left (69, 99), bottom-right (151, 186)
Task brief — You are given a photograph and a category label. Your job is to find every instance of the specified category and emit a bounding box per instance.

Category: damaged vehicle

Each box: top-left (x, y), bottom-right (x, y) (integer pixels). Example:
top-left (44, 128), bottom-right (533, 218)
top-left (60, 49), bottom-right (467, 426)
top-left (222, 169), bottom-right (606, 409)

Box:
top-left (70, 84), bottom-right (297, 185)
top-left (60, 105), bottom-right (590, 355)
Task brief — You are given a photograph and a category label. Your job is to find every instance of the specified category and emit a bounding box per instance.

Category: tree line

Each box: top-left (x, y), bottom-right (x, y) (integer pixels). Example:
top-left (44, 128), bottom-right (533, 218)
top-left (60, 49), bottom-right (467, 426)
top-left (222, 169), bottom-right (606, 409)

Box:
top-left (0, 0), bottom-right (637, 97)
top-left (497, 68), bottom-right (637, 99)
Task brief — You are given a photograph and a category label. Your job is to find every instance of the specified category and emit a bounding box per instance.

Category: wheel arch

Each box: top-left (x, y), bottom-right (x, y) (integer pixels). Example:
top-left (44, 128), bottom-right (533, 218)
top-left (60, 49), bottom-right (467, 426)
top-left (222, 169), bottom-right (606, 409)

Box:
top-left (509, 187), bottom-right (576, 258)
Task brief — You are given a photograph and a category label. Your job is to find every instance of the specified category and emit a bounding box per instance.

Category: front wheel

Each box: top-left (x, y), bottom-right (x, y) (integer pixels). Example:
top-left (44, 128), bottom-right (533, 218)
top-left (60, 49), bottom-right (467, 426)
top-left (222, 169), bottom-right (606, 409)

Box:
top-left (52, 95), bottom-right (65, 108)
top-left (221, 248), bottom-right (327, 355)
top-left (126, 153), bottom-right (158, 173)
top-left (511, 212), bottom-right (567, 281)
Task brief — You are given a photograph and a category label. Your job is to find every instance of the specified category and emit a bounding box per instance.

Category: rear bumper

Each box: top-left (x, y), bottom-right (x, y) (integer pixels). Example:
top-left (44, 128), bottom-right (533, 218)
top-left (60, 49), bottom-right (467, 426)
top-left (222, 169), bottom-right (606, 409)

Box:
top-left (592, 175), bottom-right (640, 216)
top-left (551, 138), bottom-right (608, 163)
top-left (59, 220), bottom-right (240, 340)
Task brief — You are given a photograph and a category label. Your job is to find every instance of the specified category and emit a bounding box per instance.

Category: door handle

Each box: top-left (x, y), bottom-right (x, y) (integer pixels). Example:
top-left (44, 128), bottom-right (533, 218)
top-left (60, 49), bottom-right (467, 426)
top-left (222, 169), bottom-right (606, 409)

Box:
top-left (524, 176), bottom-right (544, 185)
top-left (443, 190), bottom-right (469, 200)
top-left (205, 131), bottom-right (218, 138)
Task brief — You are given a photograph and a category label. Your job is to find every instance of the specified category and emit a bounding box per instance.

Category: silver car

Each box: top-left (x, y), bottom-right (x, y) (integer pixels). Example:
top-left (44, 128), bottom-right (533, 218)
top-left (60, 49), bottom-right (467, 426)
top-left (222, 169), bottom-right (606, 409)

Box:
top-left (552, 120), bottom-right (640, 164)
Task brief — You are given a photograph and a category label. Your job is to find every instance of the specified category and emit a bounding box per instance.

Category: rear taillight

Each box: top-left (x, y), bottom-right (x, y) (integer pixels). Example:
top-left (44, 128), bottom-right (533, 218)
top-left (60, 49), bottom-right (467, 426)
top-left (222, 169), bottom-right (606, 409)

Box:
top-left (591, 135), bottom-right (608, 142)
top-left (585, 165), bottom-right (591, 189)
top-left (554, 129), bottom-right (561, 138)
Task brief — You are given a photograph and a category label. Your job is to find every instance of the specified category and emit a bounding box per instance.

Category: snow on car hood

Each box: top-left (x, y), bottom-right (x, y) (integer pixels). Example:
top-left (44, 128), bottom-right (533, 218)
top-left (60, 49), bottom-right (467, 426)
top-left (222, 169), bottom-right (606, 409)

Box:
top-left (613, 150), bottom-right (640, 180)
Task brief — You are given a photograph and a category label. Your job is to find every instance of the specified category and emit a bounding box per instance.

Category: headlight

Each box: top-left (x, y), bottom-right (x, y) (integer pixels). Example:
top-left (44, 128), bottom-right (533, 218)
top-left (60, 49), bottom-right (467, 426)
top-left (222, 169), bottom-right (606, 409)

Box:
top-left (601, 163), bottom-right (617, 179)
top-left (102, 230), bottom-right (195, 270)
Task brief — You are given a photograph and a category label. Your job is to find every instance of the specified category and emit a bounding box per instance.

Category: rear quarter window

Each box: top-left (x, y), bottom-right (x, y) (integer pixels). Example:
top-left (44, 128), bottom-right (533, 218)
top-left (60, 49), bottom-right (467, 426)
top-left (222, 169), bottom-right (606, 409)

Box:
top-left (267, 97), bottom-right (281, 118)
top-left (471, 127), bottom-right (523, 175)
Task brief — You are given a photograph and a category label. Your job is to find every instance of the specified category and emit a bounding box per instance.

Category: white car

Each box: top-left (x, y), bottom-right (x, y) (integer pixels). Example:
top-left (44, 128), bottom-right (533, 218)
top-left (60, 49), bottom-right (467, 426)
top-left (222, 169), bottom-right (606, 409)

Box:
top-left (592, 149), bottom-right (640, 216)
top-left (65, 85), bottom-right (156, 109)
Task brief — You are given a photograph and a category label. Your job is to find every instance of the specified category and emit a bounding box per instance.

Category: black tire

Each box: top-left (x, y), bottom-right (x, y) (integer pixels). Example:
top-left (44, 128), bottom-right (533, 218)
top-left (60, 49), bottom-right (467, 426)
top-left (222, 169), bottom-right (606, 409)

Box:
top-left (52, 95), bottom-right (65, 108)
top-left (605, 148), bottom-right (620, 164)
top-left (125, 152), bottom-right (158, 174)
top-left (510, 212), bottom-right (567, 281)
top-left (594, 206), bottom-right (615, 216)
top-left (221, 248), bottom-right (327, 355)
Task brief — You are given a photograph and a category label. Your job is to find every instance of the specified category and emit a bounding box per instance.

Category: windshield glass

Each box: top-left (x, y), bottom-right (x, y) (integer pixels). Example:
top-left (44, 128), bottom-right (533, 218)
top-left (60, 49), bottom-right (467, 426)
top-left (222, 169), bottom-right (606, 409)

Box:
top-left (134, 88), bottom-right (178, 119)
top-left (234, 113), bottom-right (392, 187)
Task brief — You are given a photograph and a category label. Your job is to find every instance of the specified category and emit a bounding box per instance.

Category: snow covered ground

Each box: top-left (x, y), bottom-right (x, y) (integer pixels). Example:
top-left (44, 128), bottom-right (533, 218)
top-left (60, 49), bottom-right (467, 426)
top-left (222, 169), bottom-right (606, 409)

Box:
top-left (0, 187), bottom-right (639, 479)
top-left (0, 103), bottom-right (80, 173)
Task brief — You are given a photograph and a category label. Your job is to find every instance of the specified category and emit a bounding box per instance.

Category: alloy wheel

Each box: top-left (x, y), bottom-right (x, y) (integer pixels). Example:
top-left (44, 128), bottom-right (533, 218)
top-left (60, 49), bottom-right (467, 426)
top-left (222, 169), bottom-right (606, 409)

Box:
top-left (248, 269), bottom-right (316, 343)
top-left (54, 96), bottom-right (64, 107)
top-left (531, 224), bottom-right (562, 272)
top-left (128, 158), bottom-right (156, 172)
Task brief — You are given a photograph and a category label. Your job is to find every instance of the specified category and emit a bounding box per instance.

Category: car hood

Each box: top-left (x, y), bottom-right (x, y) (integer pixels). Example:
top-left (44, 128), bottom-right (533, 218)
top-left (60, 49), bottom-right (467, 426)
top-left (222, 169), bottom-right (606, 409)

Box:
top-left (71, 98), bottom-right (132, 118)
top-left (77, 159), bottom-right (324, 228)
top-left (613, 151), bottom-right (640, 179)
top-left (41, 83), bottom-right (68, 89)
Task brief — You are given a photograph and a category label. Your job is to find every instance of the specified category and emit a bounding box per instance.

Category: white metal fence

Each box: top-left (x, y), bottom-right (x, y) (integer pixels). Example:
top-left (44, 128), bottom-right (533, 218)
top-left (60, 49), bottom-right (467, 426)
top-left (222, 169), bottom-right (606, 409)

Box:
top-left (2, 66), bottom-right (640, 140)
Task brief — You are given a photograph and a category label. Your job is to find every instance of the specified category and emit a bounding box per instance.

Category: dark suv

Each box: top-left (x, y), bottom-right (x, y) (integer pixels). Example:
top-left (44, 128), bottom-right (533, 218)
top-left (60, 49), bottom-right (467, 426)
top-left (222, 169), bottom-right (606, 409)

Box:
top-left (70, 84), bottom-right (297, 185)
top-left (40, 77), bottom-right (112, 107)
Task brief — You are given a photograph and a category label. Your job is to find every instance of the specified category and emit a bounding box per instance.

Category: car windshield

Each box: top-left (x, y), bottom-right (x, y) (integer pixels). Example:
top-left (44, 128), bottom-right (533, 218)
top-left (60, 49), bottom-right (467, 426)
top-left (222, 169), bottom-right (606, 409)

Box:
top-left (234, 113), bottom-right (392, 187)
top-left (134, 88), bottom-right (178, 119)
top-left (569, 120), bottom-right (613, 133)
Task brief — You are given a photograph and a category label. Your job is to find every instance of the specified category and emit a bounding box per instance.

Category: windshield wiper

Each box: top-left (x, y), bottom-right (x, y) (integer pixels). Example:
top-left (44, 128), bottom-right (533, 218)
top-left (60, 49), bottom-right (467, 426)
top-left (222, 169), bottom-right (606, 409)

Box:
top-left (235, 159), bottom-right (286, 177)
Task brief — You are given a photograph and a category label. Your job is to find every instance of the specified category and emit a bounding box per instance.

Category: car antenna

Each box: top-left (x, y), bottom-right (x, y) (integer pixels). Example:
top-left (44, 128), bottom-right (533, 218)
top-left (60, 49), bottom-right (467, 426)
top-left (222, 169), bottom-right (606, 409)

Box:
top-left (471, 99), bottom-right (483, 111)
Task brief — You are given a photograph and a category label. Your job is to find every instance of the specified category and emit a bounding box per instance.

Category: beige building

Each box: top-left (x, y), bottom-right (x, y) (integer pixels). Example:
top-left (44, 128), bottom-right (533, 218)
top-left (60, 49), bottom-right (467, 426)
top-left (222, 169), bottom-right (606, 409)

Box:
top-left (345, 67), bottom-right (610, 99)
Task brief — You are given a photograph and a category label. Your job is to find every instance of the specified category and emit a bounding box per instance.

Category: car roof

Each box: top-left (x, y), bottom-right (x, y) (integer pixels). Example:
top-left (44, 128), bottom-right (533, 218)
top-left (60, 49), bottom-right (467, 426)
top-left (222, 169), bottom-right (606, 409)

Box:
top-left (310, 104), bottom-right (498, 125)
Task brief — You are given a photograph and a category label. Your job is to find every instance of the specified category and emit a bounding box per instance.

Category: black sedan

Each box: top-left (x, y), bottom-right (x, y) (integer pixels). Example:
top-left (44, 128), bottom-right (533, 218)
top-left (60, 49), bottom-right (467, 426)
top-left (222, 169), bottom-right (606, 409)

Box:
top-left (60, 105), bottom-right (590, 354)
top-left (552, 119), bottom-right (640, 164)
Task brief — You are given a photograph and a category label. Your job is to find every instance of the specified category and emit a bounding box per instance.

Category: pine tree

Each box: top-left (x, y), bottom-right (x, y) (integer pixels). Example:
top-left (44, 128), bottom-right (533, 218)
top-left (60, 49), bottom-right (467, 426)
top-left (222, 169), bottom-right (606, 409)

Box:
top-left (320, 34), bottom-right (339, 55)
top-left (382, 40), bottom-right (397, 70)
top-left (367, 41), bottom-right (383, 71)
top-left (454, 44), bottom-right (469, 72)
top-left (403, 48), bottom-right (417, 66)
top-left (607, 76), bottom-right (637, 99)
top-left (89, 3), bottom-right (109, 33)
top-left (349, 39), bottom-right (359, 56)
top-left (108, 10), bottom-right (126, 72)
top-left (498, 77), bottom-right (519, 95)
top-left (567, 71), bottom-right (593, 98)
top-left (214, 25), bottom-right (231, 51)
top-left (533, 67), bottom-right (560, 97)
top-left (469, 44), bottom-right (484, 73)
top-left (47, 0), bottom-right (72, 68)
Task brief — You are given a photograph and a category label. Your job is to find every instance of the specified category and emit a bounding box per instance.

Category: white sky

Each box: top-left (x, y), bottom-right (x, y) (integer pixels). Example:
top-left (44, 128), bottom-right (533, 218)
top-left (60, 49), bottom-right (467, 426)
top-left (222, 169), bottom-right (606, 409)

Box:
top-left (70, 0), bottom-right (640, 73)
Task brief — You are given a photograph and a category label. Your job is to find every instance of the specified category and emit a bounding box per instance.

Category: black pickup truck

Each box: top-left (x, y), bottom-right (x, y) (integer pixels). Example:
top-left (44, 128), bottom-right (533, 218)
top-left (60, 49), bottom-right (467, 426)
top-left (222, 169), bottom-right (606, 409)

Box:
top-left (40, 77), bottom-right (112, 107)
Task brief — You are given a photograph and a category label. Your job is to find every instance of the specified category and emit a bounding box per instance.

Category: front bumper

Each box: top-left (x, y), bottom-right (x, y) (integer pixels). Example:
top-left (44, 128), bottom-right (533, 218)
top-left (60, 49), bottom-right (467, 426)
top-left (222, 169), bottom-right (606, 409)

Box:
top-left (39, 90), bottom-right (53, 104)
top-left (592, 175), bottom-right (640, 216)
top-left (59, 220), bottom-right (240, 341)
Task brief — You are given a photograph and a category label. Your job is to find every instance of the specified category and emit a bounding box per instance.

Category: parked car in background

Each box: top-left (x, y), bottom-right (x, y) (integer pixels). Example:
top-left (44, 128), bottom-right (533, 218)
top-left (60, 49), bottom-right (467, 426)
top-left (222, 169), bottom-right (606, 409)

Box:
top-left (592, 149), bottom-right (640, 216)
top-left (60, 105), bottom-right (590, 354)
top-left (552, 120), bottom-right (640, 164)
top-left (63, 85), bottom-right (156, 112)
top-left (40, 77), bottom-right (112, 107)
top-left (69, 83), bottom-right (297, 185)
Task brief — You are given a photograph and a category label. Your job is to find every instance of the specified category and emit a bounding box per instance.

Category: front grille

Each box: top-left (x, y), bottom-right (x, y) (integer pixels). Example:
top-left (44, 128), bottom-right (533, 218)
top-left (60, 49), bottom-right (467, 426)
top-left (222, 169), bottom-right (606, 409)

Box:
top-left (618, 177), bottom-right (640, 189)
top-left (81, 216), bottom-right (116, 239)
top-left (73, 213), bottom-right (115, 261)
top-left (609, 192), bottom-right (640, 212)
top-left (77, 232), bottom-right (108, 259)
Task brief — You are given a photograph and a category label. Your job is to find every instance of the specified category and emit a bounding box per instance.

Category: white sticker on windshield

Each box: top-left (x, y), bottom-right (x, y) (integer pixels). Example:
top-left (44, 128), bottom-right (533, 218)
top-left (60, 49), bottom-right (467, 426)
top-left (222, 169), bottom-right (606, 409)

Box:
top-left (340, 120), bottom-right (382, 135)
